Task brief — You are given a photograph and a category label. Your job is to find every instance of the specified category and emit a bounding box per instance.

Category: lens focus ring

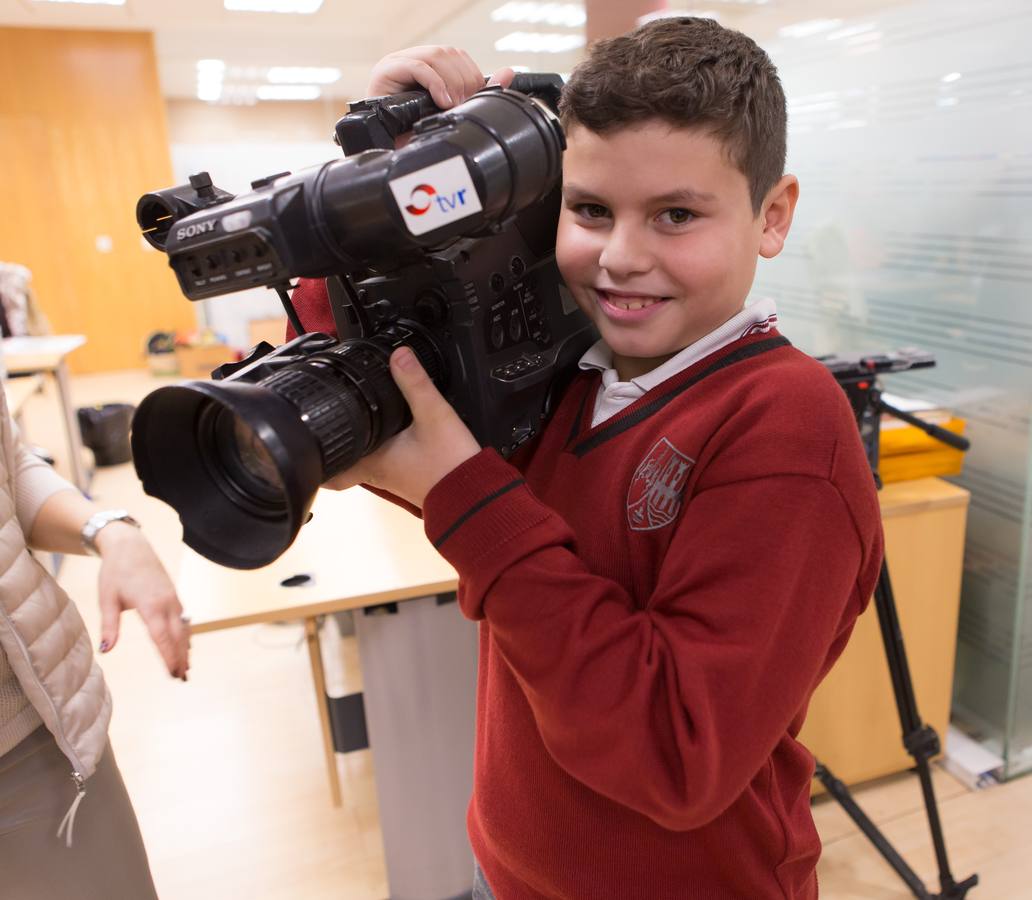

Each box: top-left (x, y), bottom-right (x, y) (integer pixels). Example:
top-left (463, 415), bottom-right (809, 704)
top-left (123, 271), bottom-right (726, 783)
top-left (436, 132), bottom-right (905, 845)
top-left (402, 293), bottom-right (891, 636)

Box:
top-left (259, 366), bottom-right (370, 475)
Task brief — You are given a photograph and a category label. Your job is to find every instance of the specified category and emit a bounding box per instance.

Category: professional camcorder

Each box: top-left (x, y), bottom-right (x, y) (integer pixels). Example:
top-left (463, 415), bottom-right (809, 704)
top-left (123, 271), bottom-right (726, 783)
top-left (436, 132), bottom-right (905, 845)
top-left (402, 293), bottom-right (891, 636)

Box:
top-left (132, 76), bottom-right (597, 569)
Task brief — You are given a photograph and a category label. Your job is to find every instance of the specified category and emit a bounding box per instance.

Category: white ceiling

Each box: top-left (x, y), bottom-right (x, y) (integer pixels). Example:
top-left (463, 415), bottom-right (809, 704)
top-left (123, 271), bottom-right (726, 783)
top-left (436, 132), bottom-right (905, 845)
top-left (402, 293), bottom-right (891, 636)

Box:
top-left (0, 0), bottom-right (916, 102)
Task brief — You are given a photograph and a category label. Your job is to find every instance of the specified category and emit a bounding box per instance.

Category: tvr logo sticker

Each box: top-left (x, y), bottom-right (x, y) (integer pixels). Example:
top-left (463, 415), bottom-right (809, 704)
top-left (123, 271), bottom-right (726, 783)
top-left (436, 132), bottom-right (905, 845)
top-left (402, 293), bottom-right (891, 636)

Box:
top-left (627, 438), bottom-right (694, 531)
top-left (405, 184), bottom-right (436, 215)
top-left (390, 157), bottom-right (483, 236)
top-left (404, 183), bottom-right (472, 216)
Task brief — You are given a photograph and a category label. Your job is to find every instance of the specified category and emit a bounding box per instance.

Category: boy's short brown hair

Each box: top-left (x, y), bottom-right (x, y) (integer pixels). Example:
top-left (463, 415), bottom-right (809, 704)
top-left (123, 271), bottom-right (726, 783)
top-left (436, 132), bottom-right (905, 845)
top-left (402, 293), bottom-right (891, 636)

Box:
top-left (559, 16), bottom-right (787, 213)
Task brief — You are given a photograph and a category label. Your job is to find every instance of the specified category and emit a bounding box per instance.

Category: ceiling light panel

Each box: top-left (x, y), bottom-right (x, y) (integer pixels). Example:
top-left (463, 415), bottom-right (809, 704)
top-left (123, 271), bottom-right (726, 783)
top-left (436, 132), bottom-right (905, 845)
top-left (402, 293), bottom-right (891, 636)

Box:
top-left (256, 85), bottom-right (322, 100)
top-left (32, 0), bottom-right (126, 5)
top-left (495, 32), bottom-right (586, 53)
top-left (224, 0), bottom-right (324, 13)
top-left (491, 3), bottom-right (586, 28)
top-left (196, 59), bottom-right (226, 102)
top-left (266, 66), bottom-right (341, 84)
top-left (826, 22), bottom-right (878, 41)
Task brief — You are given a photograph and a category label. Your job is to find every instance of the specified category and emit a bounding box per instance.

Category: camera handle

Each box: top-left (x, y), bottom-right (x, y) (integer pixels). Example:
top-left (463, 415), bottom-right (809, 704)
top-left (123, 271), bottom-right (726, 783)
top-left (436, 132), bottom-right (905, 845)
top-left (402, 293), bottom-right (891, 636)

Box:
top-left (273, 276), bottom-right (373, 344)
top-left (334, 74), bottom-right (565, 156)
top-left (276, 285), bottom-right (307, 338)
top-left (814, 373), bottom-right (977, 899)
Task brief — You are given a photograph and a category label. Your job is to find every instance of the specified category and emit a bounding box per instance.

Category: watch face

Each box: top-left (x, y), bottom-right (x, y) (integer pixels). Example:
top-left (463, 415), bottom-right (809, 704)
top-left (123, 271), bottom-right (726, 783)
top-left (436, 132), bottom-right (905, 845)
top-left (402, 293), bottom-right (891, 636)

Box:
top-left (82, 511), bottom-right (135, 554)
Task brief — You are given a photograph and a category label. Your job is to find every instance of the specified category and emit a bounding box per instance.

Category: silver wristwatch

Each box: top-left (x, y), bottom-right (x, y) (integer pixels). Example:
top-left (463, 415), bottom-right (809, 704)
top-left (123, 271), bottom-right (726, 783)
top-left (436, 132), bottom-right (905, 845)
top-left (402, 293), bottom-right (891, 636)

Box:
top-left (81, 509), bottom-right (141, 556)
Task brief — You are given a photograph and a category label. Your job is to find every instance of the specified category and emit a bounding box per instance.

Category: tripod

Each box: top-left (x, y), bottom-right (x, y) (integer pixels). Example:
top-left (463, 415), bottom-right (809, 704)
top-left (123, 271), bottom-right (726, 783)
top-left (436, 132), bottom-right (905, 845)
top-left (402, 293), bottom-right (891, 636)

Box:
top-left (814, 351), bottom-right (978, 900)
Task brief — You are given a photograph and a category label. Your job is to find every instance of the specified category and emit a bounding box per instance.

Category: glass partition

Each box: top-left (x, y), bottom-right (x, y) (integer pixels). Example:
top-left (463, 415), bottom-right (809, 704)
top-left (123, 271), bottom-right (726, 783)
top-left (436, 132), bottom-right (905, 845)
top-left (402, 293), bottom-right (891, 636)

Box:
top-left (756, 0), bottom-right (1032, 777)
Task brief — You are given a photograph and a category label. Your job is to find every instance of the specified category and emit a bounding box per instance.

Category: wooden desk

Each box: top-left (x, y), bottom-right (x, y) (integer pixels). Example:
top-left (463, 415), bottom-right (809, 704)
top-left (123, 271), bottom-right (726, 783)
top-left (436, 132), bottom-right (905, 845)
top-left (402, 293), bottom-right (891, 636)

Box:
top-left (179, 487), bottom-right (458, 806)
top-left (801, 477), bottom-right (970, 787)
top-left (2, 335), bottom-right (89, 491)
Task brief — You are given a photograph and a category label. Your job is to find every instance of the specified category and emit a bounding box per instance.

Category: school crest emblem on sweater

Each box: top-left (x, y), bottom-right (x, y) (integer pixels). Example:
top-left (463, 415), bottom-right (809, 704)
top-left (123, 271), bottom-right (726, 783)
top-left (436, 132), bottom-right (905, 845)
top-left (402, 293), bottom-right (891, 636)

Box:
top-left (627, 438), bottom-right (694, 531)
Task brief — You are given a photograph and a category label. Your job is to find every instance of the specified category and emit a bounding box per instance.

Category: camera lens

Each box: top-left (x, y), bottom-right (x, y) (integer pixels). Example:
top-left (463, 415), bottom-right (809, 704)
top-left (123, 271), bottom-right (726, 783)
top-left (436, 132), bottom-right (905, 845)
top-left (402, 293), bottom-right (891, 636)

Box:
top-left (131, 327), bottom-right (443, 569)
top-left (207, 408), bottom-right (286, 509)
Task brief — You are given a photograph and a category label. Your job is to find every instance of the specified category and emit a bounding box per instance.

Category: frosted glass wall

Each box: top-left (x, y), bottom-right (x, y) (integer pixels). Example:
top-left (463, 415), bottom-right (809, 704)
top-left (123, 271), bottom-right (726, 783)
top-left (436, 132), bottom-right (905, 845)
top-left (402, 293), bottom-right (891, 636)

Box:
top-left (755, 0), bottom-right (1032, 776)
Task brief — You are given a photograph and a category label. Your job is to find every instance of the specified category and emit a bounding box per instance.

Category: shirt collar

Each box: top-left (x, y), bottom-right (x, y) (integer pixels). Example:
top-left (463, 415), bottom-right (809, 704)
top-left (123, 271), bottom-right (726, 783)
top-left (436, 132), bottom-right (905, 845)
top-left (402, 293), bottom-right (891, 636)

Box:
top-left (578, 297), bottom-right (779, 393)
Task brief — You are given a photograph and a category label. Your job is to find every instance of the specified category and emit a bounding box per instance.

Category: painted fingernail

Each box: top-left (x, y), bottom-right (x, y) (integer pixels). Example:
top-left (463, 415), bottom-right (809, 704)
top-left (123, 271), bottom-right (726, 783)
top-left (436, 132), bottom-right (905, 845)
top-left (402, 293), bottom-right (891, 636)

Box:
top-left (98, 640), bottom-right (110, 653)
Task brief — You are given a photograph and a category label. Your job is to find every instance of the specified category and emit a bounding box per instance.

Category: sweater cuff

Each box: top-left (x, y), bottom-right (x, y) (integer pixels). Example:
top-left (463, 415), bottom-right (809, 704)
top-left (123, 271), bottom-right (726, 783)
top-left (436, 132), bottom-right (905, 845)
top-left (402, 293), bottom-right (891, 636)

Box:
top-left (422, 449), bottom-right (564, 613)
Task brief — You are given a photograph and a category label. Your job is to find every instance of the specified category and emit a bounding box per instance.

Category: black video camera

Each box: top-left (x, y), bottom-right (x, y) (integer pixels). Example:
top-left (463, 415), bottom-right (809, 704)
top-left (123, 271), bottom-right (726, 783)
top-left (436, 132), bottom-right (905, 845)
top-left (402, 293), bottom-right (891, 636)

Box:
top-left (131, 76), bottom-right (597, 570)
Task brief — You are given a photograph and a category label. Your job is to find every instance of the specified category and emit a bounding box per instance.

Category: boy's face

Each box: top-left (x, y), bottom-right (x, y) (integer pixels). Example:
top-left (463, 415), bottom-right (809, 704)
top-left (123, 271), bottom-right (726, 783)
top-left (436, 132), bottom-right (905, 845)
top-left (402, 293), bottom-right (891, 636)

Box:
top-left (556, 120), bottom-right (797, 381)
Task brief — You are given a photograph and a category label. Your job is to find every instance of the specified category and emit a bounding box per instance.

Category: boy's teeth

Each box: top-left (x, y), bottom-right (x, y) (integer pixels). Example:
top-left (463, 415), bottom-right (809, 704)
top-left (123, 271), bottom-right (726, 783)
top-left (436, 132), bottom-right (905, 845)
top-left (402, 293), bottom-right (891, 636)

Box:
top-left (610, 295), bottom-right (656, 311)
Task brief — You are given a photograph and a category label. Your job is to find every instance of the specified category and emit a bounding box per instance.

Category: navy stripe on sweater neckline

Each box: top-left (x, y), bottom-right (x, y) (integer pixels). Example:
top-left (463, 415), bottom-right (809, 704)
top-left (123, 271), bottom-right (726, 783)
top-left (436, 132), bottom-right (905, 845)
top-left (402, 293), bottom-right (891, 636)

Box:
top-left (568, 335), bottom-right (791, 459)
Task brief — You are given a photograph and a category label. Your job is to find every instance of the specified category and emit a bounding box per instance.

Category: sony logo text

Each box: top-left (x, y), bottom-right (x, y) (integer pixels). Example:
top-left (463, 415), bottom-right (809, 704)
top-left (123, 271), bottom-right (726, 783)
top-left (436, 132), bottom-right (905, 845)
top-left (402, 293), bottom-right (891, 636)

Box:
top-left (176, 220), bottom-right (217, 240)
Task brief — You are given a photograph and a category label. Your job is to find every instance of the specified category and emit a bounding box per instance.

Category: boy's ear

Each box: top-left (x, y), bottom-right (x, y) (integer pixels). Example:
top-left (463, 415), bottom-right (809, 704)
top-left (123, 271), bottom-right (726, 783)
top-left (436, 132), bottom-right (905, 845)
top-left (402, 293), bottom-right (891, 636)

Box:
top-left (758, 174), bottom-right (799, 259)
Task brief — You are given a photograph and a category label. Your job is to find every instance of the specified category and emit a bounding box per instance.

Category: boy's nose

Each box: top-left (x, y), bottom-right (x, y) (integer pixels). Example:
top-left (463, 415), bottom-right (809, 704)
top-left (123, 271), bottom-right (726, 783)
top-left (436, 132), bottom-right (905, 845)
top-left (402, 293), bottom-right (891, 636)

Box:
top-left (598, 226), bottom-right (653, 279)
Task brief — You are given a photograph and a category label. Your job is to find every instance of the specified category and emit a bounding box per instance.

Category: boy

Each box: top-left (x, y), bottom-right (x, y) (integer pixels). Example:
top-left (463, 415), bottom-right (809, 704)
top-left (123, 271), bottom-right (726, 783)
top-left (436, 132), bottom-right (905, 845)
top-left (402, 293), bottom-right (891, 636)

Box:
top-left (304, 18), bottom-right (883, 899)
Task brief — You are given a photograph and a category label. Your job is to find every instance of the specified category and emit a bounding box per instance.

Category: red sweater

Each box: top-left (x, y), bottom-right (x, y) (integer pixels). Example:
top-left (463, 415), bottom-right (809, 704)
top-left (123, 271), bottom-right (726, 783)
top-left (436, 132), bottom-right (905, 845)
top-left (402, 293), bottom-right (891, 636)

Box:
top-left (290, 281), bottom-right (883, 898)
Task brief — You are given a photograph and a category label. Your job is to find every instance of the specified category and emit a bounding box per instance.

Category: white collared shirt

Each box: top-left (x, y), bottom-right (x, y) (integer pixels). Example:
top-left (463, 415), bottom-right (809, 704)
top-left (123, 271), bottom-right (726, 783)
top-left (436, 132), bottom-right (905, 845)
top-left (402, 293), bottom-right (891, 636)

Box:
top-left (578, 297), bottom-right (779, 427)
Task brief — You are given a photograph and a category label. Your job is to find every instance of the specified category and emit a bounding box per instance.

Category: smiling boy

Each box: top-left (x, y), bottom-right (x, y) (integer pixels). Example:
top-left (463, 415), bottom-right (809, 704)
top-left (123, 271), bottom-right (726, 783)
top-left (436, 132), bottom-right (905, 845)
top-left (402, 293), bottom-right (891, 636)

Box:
top-left (557, 121), bottom-right (783, 382)
top-left (306, 18), bottom-right (884, 899)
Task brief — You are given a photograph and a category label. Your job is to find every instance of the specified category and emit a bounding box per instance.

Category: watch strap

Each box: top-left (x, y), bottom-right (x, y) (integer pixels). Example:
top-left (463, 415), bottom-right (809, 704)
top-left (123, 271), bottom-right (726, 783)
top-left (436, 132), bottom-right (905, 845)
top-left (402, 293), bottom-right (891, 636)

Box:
top-left (81, 509), bottom-right (141, 556)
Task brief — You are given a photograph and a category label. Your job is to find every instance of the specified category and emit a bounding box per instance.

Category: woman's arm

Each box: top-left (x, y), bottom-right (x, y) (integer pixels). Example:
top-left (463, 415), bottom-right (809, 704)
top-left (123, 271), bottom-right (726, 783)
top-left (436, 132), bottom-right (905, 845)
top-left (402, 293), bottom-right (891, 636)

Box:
top-left (28, 489), bottom-right (191, 682)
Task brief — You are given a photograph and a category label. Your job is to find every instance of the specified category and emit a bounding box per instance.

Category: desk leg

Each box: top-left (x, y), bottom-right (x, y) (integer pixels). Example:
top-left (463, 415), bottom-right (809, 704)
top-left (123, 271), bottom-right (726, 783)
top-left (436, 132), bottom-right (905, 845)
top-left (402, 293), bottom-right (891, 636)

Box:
top-left (304, 616), bottom-right (343, 808)
top-left (54, 360), bottom-right (89, 492)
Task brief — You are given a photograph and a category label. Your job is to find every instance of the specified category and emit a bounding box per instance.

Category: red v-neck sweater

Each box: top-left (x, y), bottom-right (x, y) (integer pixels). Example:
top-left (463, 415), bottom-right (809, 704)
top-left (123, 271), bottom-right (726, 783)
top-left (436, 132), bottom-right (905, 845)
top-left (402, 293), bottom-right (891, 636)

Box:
top-left (420, 331), bottom-right (883, 899)
top-left (289, 281), bottom-right (883, 898)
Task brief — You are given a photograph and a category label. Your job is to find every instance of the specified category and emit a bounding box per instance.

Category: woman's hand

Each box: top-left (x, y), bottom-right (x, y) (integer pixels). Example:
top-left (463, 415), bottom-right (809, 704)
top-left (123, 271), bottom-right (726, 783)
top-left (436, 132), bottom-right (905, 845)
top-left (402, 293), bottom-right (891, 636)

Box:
top-left (96, 523), bottom-right (191, 681)
top-left (366, 45), bottom-right (514, 109)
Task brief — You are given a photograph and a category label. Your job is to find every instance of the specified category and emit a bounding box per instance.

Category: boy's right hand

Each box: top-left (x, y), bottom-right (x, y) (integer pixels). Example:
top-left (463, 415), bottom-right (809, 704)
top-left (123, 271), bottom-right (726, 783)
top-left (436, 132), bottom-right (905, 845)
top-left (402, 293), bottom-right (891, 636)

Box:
top-left (366, 46), bottom-right (515, 110)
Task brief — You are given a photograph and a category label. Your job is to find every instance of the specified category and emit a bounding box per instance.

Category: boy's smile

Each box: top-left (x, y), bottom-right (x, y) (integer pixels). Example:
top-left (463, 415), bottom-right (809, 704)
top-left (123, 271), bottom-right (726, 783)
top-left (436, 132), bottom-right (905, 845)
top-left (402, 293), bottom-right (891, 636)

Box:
top-left (556, 120), bottom-right (797, 381)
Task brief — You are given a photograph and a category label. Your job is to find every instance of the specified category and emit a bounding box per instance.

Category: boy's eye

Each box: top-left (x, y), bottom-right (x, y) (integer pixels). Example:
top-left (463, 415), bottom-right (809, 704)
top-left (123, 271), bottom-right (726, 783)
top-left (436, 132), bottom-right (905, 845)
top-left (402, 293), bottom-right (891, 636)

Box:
top-left (573, 203), bottom-right (610, 220)
top-left (659, 208), bottom-right (695, 225)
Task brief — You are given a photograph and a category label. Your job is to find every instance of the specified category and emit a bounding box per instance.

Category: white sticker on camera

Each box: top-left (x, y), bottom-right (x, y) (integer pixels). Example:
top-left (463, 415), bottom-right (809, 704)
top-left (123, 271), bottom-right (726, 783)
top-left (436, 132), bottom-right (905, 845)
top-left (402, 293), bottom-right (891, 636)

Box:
top-left (389, 156), bottom-right (483, 236)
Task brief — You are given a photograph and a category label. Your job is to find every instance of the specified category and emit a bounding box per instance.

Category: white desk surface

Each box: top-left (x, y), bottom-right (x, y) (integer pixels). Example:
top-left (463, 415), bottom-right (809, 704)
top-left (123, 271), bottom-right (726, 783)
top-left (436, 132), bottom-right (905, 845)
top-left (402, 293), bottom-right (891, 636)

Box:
top-left (178, 487), bottom-right (458, 634)
top-left (2, 334), bottom-right (86, 372)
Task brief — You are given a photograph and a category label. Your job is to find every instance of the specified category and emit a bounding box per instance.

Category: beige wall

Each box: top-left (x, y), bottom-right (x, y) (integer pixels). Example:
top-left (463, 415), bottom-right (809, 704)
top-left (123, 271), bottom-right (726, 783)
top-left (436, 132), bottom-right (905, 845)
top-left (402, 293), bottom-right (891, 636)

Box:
top-left (0, 27), bottom-right (197, 374)
top-left (165, 98), bottom-right (351, 146)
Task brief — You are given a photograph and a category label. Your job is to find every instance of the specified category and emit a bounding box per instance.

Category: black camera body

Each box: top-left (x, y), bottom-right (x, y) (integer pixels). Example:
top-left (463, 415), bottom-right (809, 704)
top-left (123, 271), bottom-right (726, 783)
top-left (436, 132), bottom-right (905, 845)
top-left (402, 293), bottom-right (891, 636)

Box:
top-left (215, 200), bottom-right (588, 460)
top-left (335, 209), bottom-right (585, 456)
top-left (132, 78), bottom-right (598, 569)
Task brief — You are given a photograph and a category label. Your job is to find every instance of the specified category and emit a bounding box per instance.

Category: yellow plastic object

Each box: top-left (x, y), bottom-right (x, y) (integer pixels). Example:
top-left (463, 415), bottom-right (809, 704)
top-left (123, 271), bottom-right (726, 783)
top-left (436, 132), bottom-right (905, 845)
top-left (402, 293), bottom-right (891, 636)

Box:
top-left (878, 418), bottom-right (967, 484)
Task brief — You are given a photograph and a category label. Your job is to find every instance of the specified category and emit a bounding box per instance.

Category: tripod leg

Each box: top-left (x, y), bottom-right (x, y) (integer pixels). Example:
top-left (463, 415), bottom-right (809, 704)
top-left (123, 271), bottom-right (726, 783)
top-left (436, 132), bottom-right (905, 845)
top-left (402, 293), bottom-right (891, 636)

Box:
top-left (824, 368), bottom-right (977, 898)
top-left (815, 762), bottom-right (932, 900)
top-left (871, 563), bottom-right (978, 897)
top-left (817, 561), bottom-right (977, 898)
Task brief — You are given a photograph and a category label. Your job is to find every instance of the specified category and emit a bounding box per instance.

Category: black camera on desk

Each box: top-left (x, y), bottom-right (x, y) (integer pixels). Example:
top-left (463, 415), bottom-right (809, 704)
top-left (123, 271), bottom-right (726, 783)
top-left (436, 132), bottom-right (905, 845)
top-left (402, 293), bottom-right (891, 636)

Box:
top-left (131, 76), bottom-right (597, 570)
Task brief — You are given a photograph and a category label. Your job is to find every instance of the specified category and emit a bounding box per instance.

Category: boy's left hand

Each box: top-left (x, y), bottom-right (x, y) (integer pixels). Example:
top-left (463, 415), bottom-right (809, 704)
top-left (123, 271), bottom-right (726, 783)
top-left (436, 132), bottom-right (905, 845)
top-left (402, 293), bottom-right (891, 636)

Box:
top-left (325, 347), bottom-right (481, 507)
